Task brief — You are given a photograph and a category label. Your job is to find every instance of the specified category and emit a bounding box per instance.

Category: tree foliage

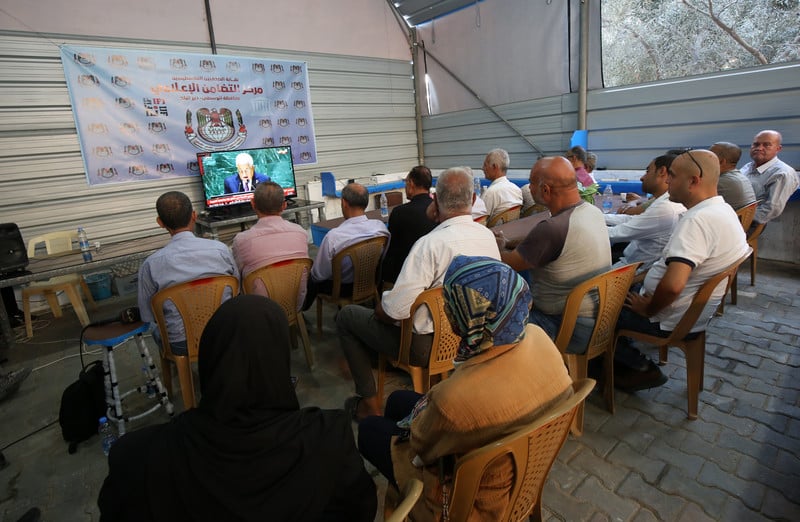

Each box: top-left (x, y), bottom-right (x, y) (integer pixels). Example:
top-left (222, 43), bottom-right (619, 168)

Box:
top-left (602, 0), bottom-right (800, 87)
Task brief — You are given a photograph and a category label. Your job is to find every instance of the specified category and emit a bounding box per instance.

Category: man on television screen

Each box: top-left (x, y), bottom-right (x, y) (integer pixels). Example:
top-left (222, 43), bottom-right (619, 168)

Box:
top-left (224, 152), bottom-right (270, 194)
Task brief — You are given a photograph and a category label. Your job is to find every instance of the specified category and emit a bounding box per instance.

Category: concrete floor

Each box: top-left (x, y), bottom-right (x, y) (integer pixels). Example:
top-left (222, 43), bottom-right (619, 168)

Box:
top-left (0, 259), bottom-right (798, 521)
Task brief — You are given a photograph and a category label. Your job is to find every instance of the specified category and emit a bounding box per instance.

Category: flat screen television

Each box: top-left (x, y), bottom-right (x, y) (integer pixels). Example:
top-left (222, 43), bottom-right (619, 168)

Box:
top-left (197, 146), bottom-right (297, 210)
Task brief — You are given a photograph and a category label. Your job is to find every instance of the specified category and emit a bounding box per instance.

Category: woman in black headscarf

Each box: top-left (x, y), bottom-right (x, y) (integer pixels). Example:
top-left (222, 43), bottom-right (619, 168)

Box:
top-left (98, 295), bottom-right (376, 522)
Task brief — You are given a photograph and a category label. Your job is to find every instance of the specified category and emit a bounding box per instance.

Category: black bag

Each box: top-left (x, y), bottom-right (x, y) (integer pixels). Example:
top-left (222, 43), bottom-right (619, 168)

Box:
top-left (0, 223), bottom-right (28, 275)
top-left (58, 360), bottom-right (107, 454)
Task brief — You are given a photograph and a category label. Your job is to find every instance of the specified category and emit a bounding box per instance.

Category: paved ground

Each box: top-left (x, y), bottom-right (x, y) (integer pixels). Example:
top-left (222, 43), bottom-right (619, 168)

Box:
top-left (0, 259), bottom-right (798, 521)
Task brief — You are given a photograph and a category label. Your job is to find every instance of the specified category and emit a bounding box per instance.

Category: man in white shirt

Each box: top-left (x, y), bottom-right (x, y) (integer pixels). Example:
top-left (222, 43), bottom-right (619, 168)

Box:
top-left (303, 182), bottom-right (389, 309)
top-left (740, 130), bottom-right (799, 226)
top-left (481, 148), bottom-right (523, 221)
top-left (605, 154), bottom-right (686, 272)
top-left (337, 167), bottom-right (500, 420)
top-left (614, 150), bottom-right (750, 391)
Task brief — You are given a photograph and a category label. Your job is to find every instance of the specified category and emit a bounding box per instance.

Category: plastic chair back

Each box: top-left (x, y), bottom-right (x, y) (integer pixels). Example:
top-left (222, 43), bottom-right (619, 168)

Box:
top-left (377, 287), bottom-right (460, 405)
top-left (447, 379), bottom-right (595, 522)
top-left (554, 263), bottom-right (640, 434)
top-left (316, 235), bottom-right (387, 333)
top-left (151, 275), bottom-right (239, 409)
top-left (244, 258), bottom-right (314, 368)
top-left (487, 205), bottom-right (522, 227)
top-left (384, 479), bottom-right (423, 522)
top-left (26, 230), bottom-right (77, 257)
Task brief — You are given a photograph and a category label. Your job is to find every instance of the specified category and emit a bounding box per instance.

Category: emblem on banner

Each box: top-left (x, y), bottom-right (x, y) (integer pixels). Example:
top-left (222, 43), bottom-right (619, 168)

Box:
top-left (273, 81), bottom-right (285, 91)
top-left (300, 152), bottom-right (312, 161)
top-left (116, 97), bottom-right (134, 109)
top-left (259, 119), bottom-right (272, 129)
top-left (270, 64), bottom-right (284, 74)
top-left (93, 146), bottom-right (112, 157)
top-left (157, 163), bottom-right (175, 174)
top-left (290, 65), bottom-right (303, 75)
top-left (184, 108), bottom-right (248, 152)
top-left (170, 58), bottom-right (188, 70)
top-left (199, 59), bottom-right (216, 72)
top-left (79, 74), bottom-right (100, 87)
top-left (296, 118), bottom-right (307, 127)
top-left (262, 137), bottom-right (274, 146)
top-left (88, 123), bottom-right (108, 134)
top-left (152, 143), bottom-right (171, 155)
top-left (294, 100), bottom-right (305, 110)
top-left (278, 118), bottom-right (290, 127)
top-left (98, 167), bottom-right (118, 179)
top-left (129, 165), bottom-right (147, 176)
top-left (291, 81), bottom-right (304, 90)
top-left (82, 97), bottom-right (103, 109)
top-left (280, 136), bottom-right (292, 145)
top-left (120, 122), bottom-right (138, 135)
top-left (252, 63), bottom-right (265, 73)
top-left (108, 55), bottom-right (128, 67)
top-left (226, 61), bottom-right (240, 73)
top-left (274, 100), bottom-right (288, 110)
top-left (73, 53), bottom-right (95, 66)
top-left (137, 57), bottom-right (156, 70)
top-left (187, 161), bottom-right (199, 172)
top-left (298, 135), bottom-right (309, 144)
top-left (123, 145), bottom-right (144, 156)
top-left (148, 122), bottom-right (167, 134)
top-left (111, 76), bottom-right (131, 87)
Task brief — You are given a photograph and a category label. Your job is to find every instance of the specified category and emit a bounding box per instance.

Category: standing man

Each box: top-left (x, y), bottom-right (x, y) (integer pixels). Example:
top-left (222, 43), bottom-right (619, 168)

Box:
top-left (232, 182), bottom-right (309, 301)
top-left (138, 191), bottom-right (239, 355)
top-left (303, 182), bottom-right (389, 309)
top-left (380, 166), bottom-right (435, 286)
top-left (497, 156), bottom-right (611, 354)
top-left (337, 167), bottom-right (500, 420)
top-left (740, 130), bottom-right (799, 226)
top-left (224, 153), bottom-right (270, 194)
top-left (481, 148), bottom-right (523, 221)
top-left (614, 150), bottom-right (750, 390)
top-left (605, 154), bottom-right (686, 272)
top-left (709, 141), bottom-right (756, 210)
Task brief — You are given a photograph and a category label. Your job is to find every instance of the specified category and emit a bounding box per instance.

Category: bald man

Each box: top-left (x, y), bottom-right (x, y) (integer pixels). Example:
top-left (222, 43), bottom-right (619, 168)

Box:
top-left (498, 156), bottom-right (611, 354)
top-left (740, 130), bottom-right (799, 225)
top-left (614, 150), bottom-right (750, 391)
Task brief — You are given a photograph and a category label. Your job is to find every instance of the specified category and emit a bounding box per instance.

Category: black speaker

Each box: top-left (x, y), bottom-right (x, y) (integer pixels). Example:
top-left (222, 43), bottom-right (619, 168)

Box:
top-left (0, 223), bottom-right (28, 275)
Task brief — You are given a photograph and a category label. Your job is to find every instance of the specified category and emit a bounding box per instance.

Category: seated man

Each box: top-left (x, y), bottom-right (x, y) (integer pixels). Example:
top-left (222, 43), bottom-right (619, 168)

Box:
top-left (223, 152), bottom-right (270, 194)
top-left (303, 182), bottom-right (389, 309)
top-left (337, 167), bottom-right (500, 420)
top-left (498, 156), bottom-right (611, 354)
top-left (740, 130), bottom-right (799, 226)
top-left (381, 166), bottom-right (436, 286)
top-left (605, 154), bottom-right (686, 272)
top-left (709, 141), bottom-right (756, 210)
top-left (614, 150), bottom-right (750, 390)
top-left (481, 148), bottom-right (522, 221)
top-left (232, 182), bottom-right (309, 300)
top-left (138, 191), bottom-right (239, 355)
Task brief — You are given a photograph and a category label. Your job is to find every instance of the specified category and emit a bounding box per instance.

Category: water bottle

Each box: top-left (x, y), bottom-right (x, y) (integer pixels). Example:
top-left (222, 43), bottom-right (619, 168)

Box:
top-left (142, 366), bottom-right (156, 398)
top-left (78, 227), bottom-right (93, 262)
top-left (380, 192), bottom-right (389, 217)
top-left (474, 177), bottom-right (481, 195)
top-left (602, 185), bottom-right (614, 214)
top-left (99, 416), bottom-right (117, 456)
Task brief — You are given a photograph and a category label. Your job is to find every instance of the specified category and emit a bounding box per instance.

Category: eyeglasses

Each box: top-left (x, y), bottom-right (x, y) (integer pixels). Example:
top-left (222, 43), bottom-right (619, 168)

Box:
top-left (682, 149), bottom-right (704, 178)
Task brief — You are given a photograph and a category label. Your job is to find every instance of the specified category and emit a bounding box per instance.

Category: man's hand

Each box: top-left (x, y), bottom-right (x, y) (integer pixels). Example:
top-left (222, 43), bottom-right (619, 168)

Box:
top-left (624, 290), bottom-right (653, 317)
top-left (373, 298), bottom-right (395, 325)
top-left (494, 230), bottom-right (508, 251)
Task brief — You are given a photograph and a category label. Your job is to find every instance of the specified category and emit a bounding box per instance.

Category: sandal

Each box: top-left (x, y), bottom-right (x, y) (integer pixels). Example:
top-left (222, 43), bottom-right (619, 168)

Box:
top-left (344, 395), bottom-right (362, 423)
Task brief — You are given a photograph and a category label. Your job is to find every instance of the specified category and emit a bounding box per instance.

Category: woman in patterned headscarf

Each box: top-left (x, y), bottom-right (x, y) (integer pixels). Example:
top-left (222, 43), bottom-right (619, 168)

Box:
top-left (358, 255), bottom-right (573, 521)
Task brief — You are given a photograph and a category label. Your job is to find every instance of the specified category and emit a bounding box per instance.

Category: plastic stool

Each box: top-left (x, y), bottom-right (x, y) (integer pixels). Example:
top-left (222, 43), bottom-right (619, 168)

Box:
top-left (83, 321), bottom-right (173, 436)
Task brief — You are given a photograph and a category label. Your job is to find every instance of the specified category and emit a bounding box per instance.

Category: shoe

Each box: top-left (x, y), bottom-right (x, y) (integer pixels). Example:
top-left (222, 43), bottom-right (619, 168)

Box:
top-left (0, 368), bottom-right (32, 403)
top-left (614, 359), bottom-right (667, 392)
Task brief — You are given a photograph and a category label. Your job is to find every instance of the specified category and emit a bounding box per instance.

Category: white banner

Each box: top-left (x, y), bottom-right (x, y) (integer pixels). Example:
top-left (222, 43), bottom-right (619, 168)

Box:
top-left (60, 45), bottom-right (317, 186)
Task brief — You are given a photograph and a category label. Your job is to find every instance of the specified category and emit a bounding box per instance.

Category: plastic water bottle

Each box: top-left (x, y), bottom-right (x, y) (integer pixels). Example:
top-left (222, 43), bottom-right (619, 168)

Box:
top-left (380, 192), bottom-right (389, 217)
top-left (602, 185), bottom-right (614, 214)
top-left (78, 227), bottom-right (93, 262)
top-left (474, 177), bottom-right (481, 195)
top-left (99, 416), bottom-right (117, 456)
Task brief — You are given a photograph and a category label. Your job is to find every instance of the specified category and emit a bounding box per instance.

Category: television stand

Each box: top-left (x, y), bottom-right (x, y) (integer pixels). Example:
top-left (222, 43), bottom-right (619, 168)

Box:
top-left (195, 199), bottom-right (326, 240)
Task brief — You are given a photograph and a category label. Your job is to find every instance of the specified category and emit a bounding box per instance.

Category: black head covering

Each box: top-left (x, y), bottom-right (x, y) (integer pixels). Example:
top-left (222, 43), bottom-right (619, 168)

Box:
top-left (99, 295), bottom-right (376, 522)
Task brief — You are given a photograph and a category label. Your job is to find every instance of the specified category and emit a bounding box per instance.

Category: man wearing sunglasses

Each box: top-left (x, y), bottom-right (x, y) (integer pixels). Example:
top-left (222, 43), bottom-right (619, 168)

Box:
top-left (613, 150), bottom-right (750, 391)
top-left (740, 130), bottom-right (799, 226)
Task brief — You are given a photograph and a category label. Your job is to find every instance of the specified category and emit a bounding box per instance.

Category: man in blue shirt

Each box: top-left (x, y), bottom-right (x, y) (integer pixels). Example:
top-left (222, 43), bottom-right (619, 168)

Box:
top-left (138, 191), bottom-right (239, 354)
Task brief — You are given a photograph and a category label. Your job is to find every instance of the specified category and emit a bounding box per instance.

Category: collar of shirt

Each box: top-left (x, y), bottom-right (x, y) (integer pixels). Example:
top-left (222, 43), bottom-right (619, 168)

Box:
top-left (489, 176), bottom-right (510, 187)
top-left (755, 156), bottom-right (780, 174)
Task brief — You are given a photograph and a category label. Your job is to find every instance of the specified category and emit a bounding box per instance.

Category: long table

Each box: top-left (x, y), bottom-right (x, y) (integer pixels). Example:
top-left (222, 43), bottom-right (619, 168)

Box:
top-left (0, 234), bottom-right (170, 351)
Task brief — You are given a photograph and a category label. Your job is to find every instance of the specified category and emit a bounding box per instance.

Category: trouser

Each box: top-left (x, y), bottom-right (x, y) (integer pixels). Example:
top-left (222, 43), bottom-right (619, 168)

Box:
top-left (614, 308), bottom-right (671, 369)
top-left (336, 304), bottom-right (432, 398)
top-left (529, 307), bottom-right (595, 354)
top-left (357, 390), bottom-right (424, 486)
top-left (302, 278), bottom-right (353, 311)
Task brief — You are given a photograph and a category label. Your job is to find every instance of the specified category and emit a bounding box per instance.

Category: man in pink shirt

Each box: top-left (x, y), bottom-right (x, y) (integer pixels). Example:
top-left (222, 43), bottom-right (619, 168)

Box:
top-left (232, 182), bottom-right (309, 298)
